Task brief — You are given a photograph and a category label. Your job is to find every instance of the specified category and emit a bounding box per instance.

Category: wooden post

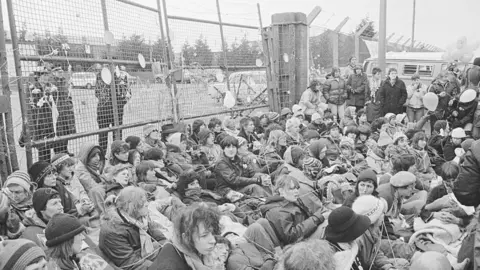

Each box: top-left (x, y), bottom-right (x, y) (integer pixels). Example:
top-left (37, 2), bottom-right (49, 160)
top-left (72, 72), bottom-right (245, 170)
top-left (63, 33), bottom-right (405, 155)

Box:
top-left (355, 21), bottom-right (371, 60)
top-left (332, 17), bottom-right (349, 67)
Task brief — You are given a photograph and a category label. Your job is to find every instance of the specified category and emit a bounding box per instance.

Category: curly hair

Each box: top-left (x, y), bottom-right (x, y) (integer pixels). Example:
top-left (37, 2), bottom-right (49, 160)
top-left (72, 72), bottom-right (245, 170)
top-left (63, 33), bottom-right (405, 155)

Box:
top-left (208, 117), bottom-right (222, 130)
top-left (175, 204), bottom-right (221, 256)
top-left (219, 135), bottom-right (239, 150)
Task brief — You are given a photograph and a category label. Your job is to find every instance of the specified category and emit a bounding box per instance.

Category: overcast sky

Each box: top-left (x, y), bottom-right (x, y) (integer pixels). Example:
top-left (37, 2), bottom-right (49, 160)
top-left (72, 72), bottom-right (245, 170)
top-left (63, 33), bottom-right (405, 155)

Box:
top-left (2, 0), bottom-right (479, 51)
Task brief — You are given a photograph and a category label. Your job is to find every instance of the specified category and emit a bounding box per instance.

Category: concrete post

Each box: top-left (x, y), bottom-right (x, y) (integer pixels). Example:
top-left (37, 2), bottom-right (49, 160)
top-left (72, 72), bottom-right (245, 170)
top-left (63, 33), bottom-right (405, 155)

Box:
top-left (332, 17), bottom-right (349, 67)
top-left (378, 0), bottom-right (387, 74)
top-left (355, 22), bottom-right (371, 60)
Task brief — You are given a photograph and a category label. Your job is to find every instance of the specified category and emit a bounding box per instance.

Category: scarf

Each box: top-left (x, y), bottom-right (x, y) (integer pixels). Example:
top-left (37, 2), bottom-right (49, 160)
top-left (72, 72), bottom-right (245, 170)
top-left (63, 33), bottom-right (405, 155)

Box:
top-left (171, 234), bottom-right (211, 270)
top-left (118, 209), bottom-right (155, 257)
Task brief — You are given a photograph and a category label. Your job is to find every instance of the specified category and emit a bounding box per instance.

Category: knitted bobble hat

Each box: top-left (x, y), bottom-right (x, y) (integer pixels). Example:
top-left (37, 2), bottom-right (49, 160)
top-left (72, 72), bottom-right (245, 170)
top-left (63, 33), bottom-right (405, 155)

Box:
top-left (45, 213), bottom-right (85, 247)
top-left (0, 239), bottom-right (46, 270)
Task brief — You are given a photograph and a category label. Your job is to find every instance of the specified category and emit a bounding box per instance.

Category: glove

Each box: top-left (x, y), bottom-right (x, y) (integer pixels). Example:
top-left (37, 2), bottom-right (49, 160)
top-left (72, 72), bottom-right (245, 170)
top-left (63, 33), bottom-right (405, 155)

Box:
top-left (312, 209), bottom-right (326, 225)
top-left (6, 211), bottom-right (20, 233)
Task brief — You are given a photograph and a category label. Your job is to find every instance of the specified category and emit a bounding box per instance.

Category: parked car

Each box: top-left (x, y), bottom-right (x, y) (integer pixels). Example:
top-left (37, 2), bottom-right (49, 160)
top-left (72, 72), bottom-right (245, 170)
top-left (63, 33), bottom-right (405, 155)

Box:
top-left (70, 72), bottom-right (97, 89)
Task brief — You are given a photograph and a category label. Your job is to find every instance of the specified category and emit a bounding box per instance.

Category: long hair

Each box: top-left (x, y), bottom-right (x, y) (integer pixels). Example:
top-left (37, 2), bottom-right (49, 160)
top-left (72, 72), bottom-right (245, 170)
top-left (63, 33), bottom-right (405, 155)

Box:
top-left (116, 186), bottom-right (147, 219)
top-left (46, 238), bottom-right (76, 270)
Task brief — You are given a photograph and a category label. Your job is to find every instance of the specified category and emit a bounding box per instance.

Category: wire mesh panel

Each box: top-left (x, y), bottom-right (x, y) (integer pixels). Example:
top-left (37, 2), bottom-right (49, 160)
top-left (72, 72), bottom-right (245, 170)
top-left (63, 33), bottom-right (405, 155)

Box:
top-left (276, 24), bottom-right (296, 110)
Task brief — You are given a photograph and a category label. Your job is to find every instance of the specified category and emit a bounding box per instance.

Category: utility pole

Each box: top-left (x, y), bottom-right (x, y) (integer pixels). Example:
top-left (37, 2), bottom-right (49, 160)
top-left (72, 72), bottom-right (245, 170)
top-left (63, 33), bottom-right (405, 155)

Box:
top-left (379, 0), bottom-right (387, 73)
top-left (411, 0), bottom-right (416, 49)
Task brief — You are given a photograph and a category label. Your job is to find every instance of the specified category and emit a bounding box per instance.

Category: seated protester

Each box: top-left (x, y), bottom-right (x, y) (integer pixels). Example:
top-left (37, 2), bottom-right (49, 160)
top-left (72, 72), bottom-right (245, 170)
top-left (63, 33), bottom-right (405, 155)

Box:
top-left (32, 158), bottom-right (77, 217)
top-left (45, 213), bottom-right (107, 269)
top-left (356, 108), bottom-right (370, 127)
top-left (165, 132), bottom-right (194, 172)
top-left (137, 123), bottom-right (166, 154)
top-left (384, 132), bottom-right (411, 159)
top-left (175, 170), bottom-right (225, 205)
top-left (190, 119), bottom-right (206, 144)
top-left (370, 117), bottom-right (386, 142)
top-left (105, 164), bottom-right (133, 197)
top-left (125, 135), bottom-right (142, 150)
top-left (208, 117), bottom-right (224, 143)
top-left (395, 113), bottom-right (409, 132)
top-left (327, 122), bottom-right (342, 145)
top-left (0, 239), bottom-right (49, 269)
top-left (73, 143), bottom-right (107, 215)
top-left (335, 138), bottom-right (368, 176)
top-left (259, 176), bottom-right (326, 247)
top-left (224, 231), bottom-right (276, 270)
top-left (420, 162), bottom-right (471, 226)
top-left (153, 204), bottom-right (221, 270)
top-left (325, 206), bottom-right (370, 270)
top-left (410, 251), bottom-right (469, 270)
top-left (1, 170), bottom-right (34, 238)
top-left (144, 147), bottom-right (178, 183)
top-left (22, 188), bottom-right (63, 247)
top-left (339, 106), bottom-right (358, 130)
top-left (343, 168), bottom-right (378, 208)
top-left (378, 154), bottom-right (416, 185)
top-left (428, 120), bottom-right (450, 157)
top-left (443, 127), bottom-right (467, 162)
top-left (261, 129), bottom-right (288, 160)
top-left (448, 88), bottom-right (477, 129)
top-left (344, 125), bottom-right (359, 141)
top-left (100, 187), bottom-right (166, 269)
top-left (303, 129), bottom-right (321, 145)
top-left (223, 116), bottom-right (239, 137)
top-left (258, 114), bottom-right (271, 136)
top-left (214, 135), bottom-right (271, 197)
top-left (203, 236), bottom-right (231, 270)
top-left (307, 112), bottom-right (328, 135)
top-left (352, 196), bottom-right (409, 270)
top-left (410, 131), bottom-right (436, 191)
top-left (285, 117), bottom-right (305, 147)
top-left (279, 239), bottom-right (335, 270)
top-left (106, 140), bottom-right (130, 168)
top-left (377, 172), bottom-right (427, 230)
top-left (238, 117), bottom-right (261, 154)
top-left (198, 129), bottom-right (223, 167)
top-left (267, 111), bottom-right (280, 125)
top-left (128, 149), bottom-right (141, 167)
top-left (382, 113), bottom-right (398, 139)
top-left (279, 107), bottom-right (293, 128)
top-left (237, 137), bottom-right (265, 174)
top-left (356, 125), bottom-right (371, 156)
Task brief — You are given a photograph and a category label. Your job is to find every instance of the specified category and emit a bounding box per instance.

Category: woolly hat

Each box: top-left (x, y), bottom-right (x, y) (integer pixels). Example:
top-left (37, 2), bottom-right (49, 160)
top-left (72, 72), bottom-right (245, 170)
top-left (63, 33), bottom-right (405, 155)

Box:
top-left (4, 170), bottom-right (32, 192)
top-left (281, 108), bottom-right (293, 117)
top-left (357, 168), bottom-right (378, 189)
top-left (304, 130), bottom-right (321, 141)
top-left (291, 147), bottom-right (305, 165)
top-left (384, 113), bottom-right (395, 120)
top-left (50, 153), bottom-right (72, 170)
top-left (125, 136), bottom-right (141, 149)
top-left (352, 195), bottom-right (387, 224)
top-left (0, 239), bottom-right (46, 270)
top-left (325, 206), bottom-right (370, 243)
top-left (32, 188), bottom-right (59, 215)
top-left (390, 171), bottom-right (416, 187)
top-left (311, 112), bottom-right (322, 122)
top-left (461, 138), bottom-right (475, 152)
top-left (143, 124), bottom-right (159, 137)
top-left (393, 132), bottom-right (407, 144)
top-left (358, 125), bottom-right (371, 135)
top-left (267, 112), bottom-right (280, 122)
top-left (395, 113), bottom-right (407, 124)
top-left (339, 137), bottom-right (355, 149)
top-left (308, 139), bottom-right (328, 160)
top-left (340, 182), bottom-right (354, 194)
top-left (45, 213), bottom-right (86, 247)
top-left (28, 161), bottom-right (54, 186)
top-left (192, 119), bottom-right (205, 133)
top-left (292, 104), bottom-right (303, 114)
top-left (110, 140), bottom-right (129, 155)
top-left (108, 164), bottom-right (131, 182)
top-left (303, 156), bottom-right (317, 167)
top-left (198, 128), bottom-right (212, 144)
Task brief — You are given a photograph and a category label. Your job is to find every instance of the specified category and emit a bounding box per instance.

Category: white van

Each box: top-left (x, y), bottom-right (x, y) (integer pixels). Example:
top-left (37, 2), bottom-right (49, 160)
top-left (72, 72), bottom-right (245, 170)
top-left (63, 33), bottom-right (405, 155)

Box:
top-left (70, 72), bottom-right (97, 89)
top-left (362, 52), bottom-right (464, 85)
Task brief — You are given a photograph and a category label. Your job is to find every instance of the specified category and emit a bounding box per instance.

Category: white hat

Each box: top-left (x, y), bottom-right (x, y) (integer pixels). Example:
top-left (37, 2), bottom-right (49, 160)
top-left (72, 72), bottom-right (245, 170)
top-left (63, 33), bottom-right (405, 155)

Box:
top-left (292, 104), bottom-right (303, 114)
top-left (393, 132), bottom-right (407, 144)
top-left (311, 112), bottom-right (322, 122)
top-left (459, 89), bottom-right (477, 103)
top-left (352, 195), bottom-right (387, 224)
top-left (395, 113), bottom-right (407, 124)
top-left (451, 127), bottom-right (467, 139)
top-left (384, 113), bottom-right (395, 120)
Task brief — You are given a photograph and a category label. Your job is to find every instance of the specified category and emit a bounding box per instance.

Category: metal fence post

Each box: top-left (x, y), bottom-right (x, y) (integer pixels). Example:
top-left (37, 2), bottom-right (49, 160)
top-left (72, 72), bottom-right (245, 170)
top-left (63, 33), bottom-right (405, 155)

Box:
top-left (6, 0), bottom-right (32, 168)
top-left (216, 0), bottom-right (231, 93)
top-left (100, 0), bottom-right (120, 140)
top-left (0, 0), bottom-right (18, 173)
top-left (160, 0), bottom-right (179, 123)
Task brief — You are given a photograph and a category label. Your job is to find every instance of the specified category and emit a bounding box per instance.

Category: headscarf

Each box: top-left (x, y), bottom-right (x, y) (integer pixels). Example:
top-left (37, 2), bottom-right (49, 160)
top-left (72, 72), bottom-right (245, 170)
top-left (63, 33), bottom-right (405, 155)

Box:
top-left (283, 146), bottom-right (305, 167)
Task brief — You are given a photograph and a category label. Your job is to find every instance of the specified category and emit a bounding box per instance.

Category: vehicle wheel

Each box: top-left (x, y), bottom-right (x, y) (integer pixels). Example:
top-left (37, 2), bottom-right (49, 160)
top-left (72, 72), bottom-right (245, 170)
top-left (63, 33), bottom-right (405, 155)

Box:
top-left (86, 83), bottom-right (92, 89)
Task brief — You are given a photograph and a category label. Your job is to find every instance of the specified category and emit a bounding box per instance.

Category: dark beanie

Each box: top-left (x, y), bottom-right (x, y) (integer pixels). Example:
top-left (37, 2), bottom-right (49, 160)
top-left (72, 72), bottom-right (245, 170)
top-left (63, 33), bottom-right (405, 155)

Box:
top-left (357, 168), bottom-right (378, 189)
top-left (304, 130), bottom-right (321, 141)
top-left (45, 213), bottom-right (85, 247)
top-left (28, 161), bottom-right (53, 186)
top-left (474, 57), bottom-right (480, 67)
top-left (125, 136), bottom-right (141, 149)
top-left (192, 120), bottom-right (205, 133)
top-left (290, 146), bottom-right (305, 165)
top-left (0, 239), bottom-right (46, 270)
top-left (32, 188), bottom-right (59, 215)
top-left (198, 128), bottom-right (212, 145)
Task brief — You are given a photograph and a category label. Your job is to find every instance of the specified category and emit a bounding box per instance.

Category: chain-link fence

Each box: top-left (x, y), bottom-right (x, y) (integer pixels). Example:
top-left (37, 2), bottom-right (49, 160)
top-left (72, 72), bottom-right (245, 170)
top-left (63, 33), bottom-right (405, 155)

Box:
top-left (4, 0), bottom-right (268, 168)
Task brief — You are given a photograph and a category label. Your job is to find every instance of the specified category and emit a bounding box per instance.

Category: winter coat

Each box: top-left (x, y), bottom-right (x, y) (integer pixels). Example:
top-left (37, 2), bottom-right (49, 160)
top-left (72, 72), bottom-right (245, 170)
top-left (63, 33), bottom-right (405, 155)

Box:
top-left (450, 100), bottom-right (477, 129)
top-left (347, 73), bottom-right (368, 107)
top-left (227, 240), bottom-right (275, 270)
top-left (356, 228), bottom-right (394, 270)
top-left (441, 136), bottom-right (457, 162)
top-left (238, 129), bottom-right (260, 153)
top-left (378, 79), bottom-right (407, 114)
top-left (299, 88), bottom-right (324, 115)
top-left (152, 242), bottom-right (191, 270)
top-left (323, 78), bottom-right (348, 105)
top-left (454, 140), bottom-right (480, 207)
top-left (74, 143), bottom-right (106, 193)
top-left (54, 179), bottom-right (77, 216)
top-left (366, 78), bottom-right (383, 122)
top-left (427, 80), bottom-right (459, 118)
top-left (28, 84), bottom-right (56, 142)
top-left (99, 209), bottom-right (165, 270)
top-left (260, 196), bottom-right (324, 246)
top-left (428, 132), bottom-right (445, 157)
top-left (406, 83), bottom-right (427, 109)
top-left (214, 154), bottom-right (258, 194)
top-left (21, 211), bottom-right (47, 247)
top-left (53, 76), bottom-right (76, 137)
